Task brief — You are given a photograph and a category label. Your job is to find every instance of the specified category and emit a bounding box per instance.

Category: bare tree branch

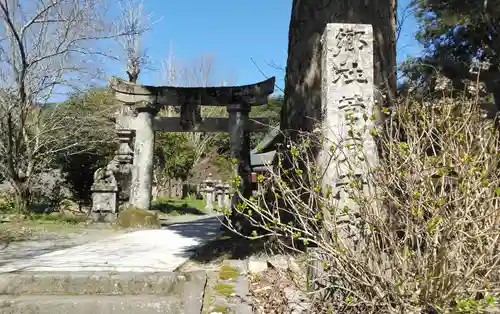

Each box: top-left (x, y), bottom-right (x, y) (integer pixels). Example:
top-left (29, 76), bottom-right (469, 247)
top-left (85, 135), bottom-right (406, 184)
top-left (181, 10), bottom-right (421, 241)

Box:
top-left (0, 0), bottom-right (137, 211)
top-left (114, 0), bottom-right (161, 83)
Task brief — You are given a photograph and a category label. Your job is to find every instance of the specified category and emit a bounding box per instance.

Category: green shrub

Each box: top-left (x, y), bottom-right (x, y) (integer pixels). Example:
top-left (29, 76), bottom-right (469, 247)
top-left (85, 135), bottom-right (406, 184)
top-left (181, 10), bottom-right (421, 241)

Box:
top-left (0, 192), bottom-right (15, 213)
top-left (230, 96), bottom-right (500, 313)
top-left (117, 208), bottom-right (160, 228)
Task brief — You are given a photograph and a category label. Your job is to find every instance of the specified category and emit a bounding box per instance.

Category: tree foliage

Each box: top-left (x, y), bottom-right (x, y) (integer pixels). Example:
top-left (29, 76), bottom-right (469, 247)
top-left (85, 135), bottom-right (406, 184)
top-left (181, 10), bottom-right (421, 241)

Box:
top-left (0, 0), bottom-right (133, 212)
top-left (54, 88), bottom-right (117, 206)
top-left (403, 0), bottom-right (500, 97)
top-left (154, 132), bottom-right (196, 182)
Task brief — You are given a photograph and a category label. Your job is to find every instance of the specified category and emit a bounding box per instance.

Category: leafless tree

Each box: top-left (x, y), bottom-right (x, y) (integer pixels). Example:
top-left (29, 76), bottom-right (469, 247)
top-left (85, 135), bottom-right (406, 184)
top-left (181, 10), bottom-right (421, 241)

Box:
top-left (0, 0), bottom-right (135, 212)
top-left (161, 50), bottom-right (233, 167)
top-left (114, 0), bottom-right (160, 83)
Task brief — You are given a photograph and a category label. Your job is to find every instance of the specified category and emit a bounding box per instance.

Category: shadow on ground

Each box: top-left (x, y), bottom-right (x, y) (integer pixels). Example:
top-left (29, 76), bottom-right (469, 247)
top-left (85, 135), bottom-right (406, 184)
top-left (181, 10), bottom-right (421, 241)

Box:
top-left (151, 200), bottom-right (205, 216)
top-left (166, 216), bottom-right (222, 247)
top-left (187, 234), bottom-right (271, 263)
top-left (168, 215), bottom-right (280, 262)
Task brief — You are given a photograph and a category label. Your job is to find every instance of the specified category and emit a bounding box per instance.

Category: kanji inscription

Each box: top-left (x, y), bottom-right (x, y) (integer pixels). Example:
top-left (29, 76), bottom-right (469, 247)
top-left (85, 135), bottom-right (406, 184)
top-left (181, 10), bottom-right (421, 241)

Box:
top-left (333, 28), bottom-right (368, 62)
top-left (332, 61), bottom-right (368, 85)
top-left (338, 94), bottom-right (365, 111)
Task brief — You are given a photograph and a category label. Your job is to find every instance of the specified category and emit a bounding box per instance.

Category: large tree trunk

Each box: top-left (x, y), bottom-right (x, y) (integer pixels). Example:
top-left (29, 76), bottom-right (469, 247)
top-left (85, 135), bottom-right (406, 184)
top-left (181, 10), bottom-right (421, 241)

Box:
top-left (281, 0), bottom-right (397, 134)
top-left (279, 0), bottom-right (397, 295)
top-left (12, 180), bottom-right (30, 215)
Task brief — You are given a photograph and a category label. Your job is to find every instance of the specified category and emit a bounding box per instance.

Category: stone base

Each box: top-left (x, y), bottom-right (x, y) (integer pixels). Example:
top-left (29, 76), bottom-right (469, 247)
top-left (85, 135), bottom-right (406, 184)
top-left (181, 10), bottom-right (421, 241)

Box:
top-left (89, 212), bottom-right (118, 223)
top-left (0, 270), bottom-right (207, 314)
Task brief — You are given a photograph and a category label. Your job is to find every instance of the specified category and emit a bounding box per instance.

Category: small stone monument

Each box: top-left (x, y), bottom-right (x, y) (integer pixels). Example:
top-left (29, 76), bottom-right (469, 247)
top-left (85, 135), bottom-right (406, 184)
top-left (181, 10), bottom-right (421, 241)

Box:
top-left (196, 184), bottom-right (203, 200)
top-left (223, 184), bottom-right (231, 208)
top-left (215, 181), bottom-right (224, 209)
top-left (90, 161), bottom-right (119, 222)
top-left (203, 174), bottom-right (215, 213)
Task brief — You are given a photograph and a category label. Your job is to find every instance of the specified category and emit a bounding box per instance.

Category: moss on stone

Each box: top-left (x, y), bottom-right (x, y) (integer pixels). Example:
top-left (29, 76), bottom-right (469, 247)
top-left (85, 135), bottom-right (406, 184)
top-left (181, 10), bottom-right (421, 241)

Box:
top-left (215, 283), bottom-right (235, 297)
top-left (219, 264), bottom-right (240, 280)
top-left (212, 305), bottom-right (230, 313)
top-left (117, 208), bottom-right (160, 228)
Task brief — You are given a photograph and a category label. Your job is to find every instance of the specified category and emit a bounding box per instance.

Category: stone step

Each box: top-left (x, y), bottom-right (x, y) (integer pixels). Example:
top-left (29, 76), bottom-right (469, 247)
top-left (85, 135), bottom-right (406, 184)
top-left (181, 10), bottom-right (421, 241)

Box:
top-left (0, 295), bottom-right (191, 314)
top-left (0, 271), bottom-right (206, 296)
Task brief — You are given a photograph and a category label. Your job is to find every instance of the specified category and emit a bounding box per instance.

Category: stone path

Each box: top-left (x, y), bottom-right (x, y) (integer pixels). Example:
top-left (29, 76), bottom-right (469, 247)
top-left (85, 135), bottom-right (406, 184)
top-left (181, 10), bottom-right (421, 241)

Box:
top-left (0, 229), bottom-right (125, 267)
top-left (0, 215), bottom-right (222, 273)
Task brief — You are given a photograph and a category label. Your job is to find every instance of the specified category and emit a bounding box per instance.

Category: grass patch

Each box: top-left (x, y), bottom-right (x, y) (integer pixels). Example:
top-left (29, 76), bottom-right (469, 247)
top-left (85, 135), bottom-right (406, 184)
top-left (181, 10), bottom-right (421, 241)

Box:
top-left (117, 208), bottom-right (160, 228)
top-left (0, 224), bottom-right (36, 243)
top-left (214, 283), bottom-right (235, 297)
top-left (29, 213), bottom-right (87, 224)
top-left (151, 197), bottom-right (205, 216)
top-left (219, 264), bottom-right (240, 280)
top-left (0, 218), bottom-right (92, 243)
top-left (212, 305), bottom-right (229, 313)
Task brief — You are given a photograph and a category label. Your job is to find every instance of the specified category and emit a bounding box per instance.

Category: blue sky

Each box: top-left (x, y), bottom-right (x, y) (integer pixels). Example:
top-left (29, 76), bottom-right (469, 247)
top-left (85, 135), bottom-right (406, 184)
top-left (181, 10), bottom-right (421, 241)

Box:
top-left (107, 0), bottom-right (423, 92)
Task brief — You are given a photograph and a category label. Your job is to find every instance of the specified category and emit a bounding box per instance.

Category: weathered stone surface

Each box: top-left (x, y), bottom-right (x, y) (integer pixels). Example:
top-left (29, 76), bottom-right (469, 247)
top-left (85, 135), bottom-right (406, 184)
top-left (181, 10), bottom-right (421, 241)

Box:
top-left (247, 259), bottom-right (268, 274)
top-left (206, 260), bottom-right (253, 314)
top-left (319, 23), bottom-right (377, 192)
top-left (0, 220), bottom-right (222, 273)
top-left (216, 182), bottom-right (224, 209)
top-left (154, 117), bottom-right (270, 133)
top-left (203, 175), bottom-right (215, 213)
top-left (0, 271), bottom-right (206, 296)
top-left (315, 24), bottom-right (379, 264)
top-left (110, 76), bottom-right (275, 107)
top-left (129, 110), bottom-right (155, 210)
top-left (223, 184), bottom-right (231, 208)
top-left (0, 295), bottom-right (184, 314)
top-left (0, 229), bottom-right (124, 267)
top-left (90, 185), bottom-right (117, 219)
top-left (114, 129), bottom-right (135, 206)
top-left (91, 180), bottom-right (118, 215)
top-left (181, 271), bottom-right (207, 314)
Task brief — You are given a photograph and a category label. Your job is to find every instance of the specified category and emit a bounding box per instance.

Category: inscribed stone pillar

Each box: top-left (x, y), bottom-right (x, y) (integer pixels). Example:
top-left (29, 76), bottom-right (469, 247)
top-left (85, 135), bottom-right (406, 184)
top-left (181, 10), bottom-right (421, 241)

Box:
top-left (307, 22), bottom-right (379, 297)
top-left (319, 24), bottom-right (377, 255)
top-left (130, 109), bottom-right (155, 210)
top-left (319, 23), bottom-right (378, 240)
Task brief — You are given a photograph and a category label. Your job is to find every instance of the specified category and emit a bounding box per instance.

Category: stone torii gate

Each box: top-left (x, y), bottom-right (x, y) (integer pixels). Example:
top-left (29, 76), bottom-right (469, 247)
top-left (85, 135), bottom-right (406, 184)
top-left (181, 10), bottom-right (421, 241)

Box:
top-left (90, 76), bottom-right (275, 221)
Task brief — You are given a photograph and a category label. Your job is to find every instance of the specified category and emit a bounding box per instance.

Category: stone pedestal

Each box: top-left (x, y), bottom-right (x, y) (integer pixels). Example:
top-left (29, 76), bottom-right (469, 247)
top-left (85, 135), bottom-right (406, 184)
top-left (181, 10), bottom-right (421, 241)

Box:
top-left (130, 109), bottom-right (155, 210)
top-left (90, 183), bottom-right (118, 222)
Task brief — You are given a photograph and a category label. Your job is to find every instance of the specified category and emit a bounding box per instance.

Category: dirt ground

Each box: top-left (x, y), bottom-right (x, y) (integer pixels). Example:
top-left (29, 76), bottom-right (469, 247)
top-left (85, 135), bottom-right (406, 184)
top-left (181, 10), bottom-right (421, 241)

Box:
top-left (250, 268), bottom-right (294, 314)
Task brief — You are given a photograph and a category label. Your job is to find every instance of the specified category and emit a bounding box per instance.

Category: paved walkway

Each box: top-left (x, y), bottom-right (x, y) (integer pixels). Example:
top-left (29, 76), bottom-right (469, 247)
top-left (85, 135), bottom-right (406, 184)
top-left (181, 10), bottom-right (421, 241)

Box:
top-left (0, 215), bottom-right (222, 273)
top-left (0, 229), bottom-right (125, 267)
